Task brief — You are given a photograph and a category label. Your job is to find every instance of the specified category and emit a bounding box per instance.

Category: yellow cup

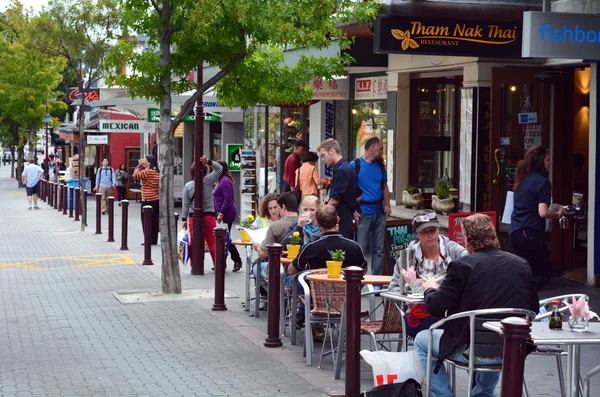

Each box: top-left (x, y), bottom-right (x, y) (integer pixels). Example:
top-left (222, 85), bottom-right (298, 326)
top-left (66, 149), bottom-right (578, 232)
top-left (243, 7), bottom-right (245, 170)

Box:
top-left (326, 261), bottom-right (343, 278)
top-left (287, 244), bottom-right (301, 259)
top-left (240, 229), bottom-right (251, 242)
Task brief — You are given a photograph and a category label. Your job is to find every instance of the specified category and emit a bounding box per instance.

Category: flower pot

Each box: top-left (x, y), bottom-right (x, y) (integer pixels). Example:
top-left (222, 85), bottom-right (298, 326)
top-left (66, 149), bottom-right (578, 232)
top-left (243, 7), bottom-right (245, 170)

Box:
top-left (240, 229), bottom-right (251, 242)
top-left (326, 260), bottom-right (343, 278)
top-left (431, 195), bottom-right (455, 215)
top-left (402, 189), bottom-right (424, 209)
top-left (287, 244), bottom-right (301, 259)
top-left (568, 316), bottom-right (589, 332)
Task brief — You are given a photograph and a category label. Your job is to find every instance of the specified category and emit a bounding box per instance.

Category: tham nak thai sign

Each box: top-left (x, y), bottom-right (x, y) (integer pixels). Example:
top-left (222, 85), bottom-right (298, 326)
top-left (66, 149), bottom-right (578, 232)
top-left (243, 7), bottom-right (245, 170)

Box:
top-left (375, 16), bottom-right (522, 58)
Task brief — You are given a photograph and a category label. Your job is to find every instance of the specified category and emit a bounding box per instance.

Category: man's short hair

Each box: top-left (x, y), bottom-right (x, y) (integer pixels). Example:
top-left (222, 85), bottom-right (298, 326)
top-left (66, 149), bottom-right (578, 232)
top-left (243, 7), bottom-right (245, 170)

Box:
top-left (364, 136), bottom-right (381, 151)
top-left (316, 205), bottom-right (338, 230)
top-left (316, 138), bottom-right (341, 155)
top-left (28, 158), bottom-right (35, 164)
top-left (295, 140), bottom-right (307, 148)
top-left (277, 192), bottom-right (298, 213)
top-left (462, 214), bottom-right (500, 252)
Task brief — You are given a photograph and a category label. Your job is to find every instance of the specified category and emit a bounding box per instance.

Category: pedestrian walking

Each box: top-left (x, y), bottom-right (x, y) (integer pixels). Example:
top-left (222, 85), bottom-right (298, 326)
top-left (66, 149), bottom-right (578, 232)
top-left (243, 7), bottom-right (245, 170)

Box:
top-left (351, 136), bottom-right (391, 275)
top-left (317, 138), bottom-right (358, 239)
top-left (213, 160), bottom-right (243, 272)
top-left (282, 140), bottom-right (306, 192)
top-left (21, 158), bottom-right (43, 210)
top-left (510, 145), bottom-right (564, 291)
top-left (133, 155), bottom-right (160, 245)
top-left (181, 156), bottom-right (223, 272)
top-left (115, 163), bottom-right (128, 206)
top-left (93, 158), bottom-right (116, 215)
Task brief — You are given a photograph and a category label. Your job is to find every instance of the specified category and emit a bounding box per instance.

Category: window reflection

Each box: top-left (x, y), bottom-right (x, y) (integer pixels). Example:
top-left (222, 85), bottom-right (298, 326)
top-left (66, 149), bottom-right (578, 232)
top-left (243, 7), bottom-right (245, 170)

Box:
top-left (351, 101), bottom-right (387, 163)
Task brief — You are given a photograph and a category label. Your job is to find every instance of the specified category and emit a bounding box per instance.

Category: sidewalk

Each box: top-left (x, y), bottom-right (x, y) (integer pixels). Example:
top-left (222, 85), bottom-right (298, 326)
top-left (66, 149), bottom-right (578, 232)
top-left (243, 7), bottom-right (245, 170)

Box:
top-left (1, 164), bottom-right (599, 396)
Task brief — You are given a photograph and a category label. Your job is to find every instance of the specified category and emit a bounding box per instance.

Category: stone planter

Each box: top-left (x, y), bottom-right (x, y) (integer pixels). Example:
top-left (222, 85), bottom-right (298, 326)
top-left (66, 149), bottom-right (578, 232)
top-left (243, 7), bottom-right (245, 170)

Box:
top-left (431, 195), bottom-right (455, 215)
top-left (402, 189), bottom-right (424, 209)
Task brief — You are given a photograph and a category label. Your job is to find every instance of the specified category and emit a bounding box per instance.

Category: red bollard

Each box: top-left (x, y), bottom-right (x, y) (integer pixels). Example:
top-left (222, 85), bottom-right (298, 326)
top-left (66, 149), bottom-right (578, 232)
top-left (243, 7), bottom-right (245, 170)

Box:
top-left (53, 183), bottom-right (58, 210)
top-left (212, 226), bottom-right (228, 311)
top-left (120, 200), bottom-right (129, 250)
top-left (40, 180), bottom-right (45, 202)
top-left (68, 186), bottom-right (74, 218)
top-left (95, 193), bottom-right (102, 234)
top-left (500, 317), bottom-right (532, 397)
top-left (142, 205), bottom-right (153, 265)
top-left (74, 187), bottom-right (81, 222)
top-left (107, 196), bottom-right (115, 242)
top-left (83, 190), bottom-right (88, 226)
top-left (264, 243), bottom-right (283, 348)
top-left (62, 185), bottom-right (68, 215)
top-left (48, 182), bottom-right (53, 207)
top-left (344, 266), bottom-right (365, 397)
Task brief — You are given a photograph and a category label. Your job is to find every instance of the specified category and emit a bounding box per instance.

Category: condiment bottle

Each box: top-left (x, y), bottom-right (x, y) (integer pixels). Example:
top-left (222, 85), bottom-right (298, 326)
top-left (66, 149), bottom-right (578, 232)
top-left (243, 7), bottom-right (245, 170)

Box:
top-left (549, 300), bottom-right (563, 330)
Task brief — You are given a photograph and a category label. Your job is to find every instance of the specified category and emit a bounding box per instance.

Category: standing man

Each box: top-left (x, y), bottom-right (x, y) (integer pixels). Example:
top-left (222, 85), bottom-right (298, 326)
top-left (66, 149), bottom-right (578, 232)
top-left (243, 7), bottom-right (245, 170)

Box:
top-left (282, 140), bottom-right (306, 192)
top-left (317, 138), bottom-right (358, 239)
top-left (22, 158), bottom-right (43, 211)
top-left (351, 136), bottom-right (391, 275)
top-left (93, 158), bottom-right (116, 215)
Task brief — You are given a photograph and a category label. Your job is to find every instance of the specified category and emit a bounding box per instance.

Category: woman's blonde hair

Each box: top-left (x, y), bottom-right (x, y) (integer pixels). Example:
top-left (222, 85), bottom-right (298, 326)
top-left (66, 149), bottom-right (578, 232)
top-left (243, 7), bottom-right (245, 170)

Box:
top-left (300, 195), bottom-right (320, 211)
top-left (462, 214), bottom-right (500, 252)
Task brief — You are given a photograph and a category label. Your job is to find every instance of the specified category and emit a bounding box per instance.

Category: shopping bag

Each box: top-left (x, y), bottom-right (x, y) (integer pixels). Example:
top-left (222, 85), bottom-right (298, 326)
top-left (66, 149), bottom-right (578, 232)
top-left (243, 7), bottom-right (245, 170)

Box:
top-left (360, 350), bottom-right (425, 387)
top-left (359, 379), bottom-right (423, 397)
top-left (178, 229), bottom-right (190, 266)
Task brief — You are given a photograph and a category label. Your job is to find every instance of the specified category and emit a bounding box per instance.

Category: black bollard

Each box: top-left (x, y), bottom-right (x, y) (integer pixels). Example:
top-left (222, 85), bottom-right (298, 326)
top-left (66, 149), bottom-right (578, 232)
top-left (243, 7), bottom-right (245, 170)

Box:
top-left (62, 185), bottom-right (67, 215)
top-left (212, 227), bottom-right (228, 311)
top-left (53, 183), bottom-right (58, 210)
top-left (83, 190), bottom-right (88, 226)
top-left (68, 186), bottom-right (74, 218)
top-left (95, 193), bottom-right (102, 234)
top-left (74, 187), bottom-right (80, 222)
top-left (107, 196), bottom-right (115, 242)
top-left (264, 243), bottom-right (283, 348)
top-left (48, 182), bottom-right (53, 207)
top-left (142, 205), bottom-right (153, 265)
top-left (500, 317), bottom-right (532, 397)
top-left (57, 184), bottom-right (63, 212)
top-left (174, 212), bottom-right (179, 231)
top-left (40, 180), bottom-right (45, 202)
top-left (344, 266), bottom-right (365, 397)
top-left (120, 200), bottom-right (129, 250)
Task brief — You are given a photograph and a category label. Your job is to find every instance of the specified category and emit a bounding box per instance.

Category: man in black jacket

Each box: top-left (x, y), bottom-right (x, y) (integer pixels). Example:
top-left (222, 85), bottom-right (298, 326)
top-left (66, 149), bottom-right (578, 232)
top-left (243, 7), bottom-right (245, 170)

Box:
top-left (414, 214), bottom-right (539, 397)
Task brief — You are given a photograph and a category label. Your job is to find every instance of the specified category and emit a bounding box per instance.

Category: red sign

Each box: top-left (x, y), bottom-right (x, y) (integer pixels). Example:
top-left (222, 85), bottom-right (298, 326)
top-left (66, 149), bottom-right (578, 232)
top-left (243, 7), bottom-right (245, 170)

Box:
top-left (66, 88), bottom-right (100, 104)
top-left (448, 211), bottom-right (497, 247)
top-left (355, 79), bottom-right (372, 92)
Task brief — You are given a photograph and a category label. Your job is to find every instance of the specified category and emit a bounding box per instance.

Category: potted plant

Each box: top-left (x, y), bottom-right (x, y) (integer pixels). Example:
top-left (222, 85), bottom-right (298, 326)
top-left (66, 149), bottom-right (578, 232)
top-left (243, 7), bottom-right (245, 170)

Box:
top-left (239, 214), bottom-right (255, 242)
top-left (286, 231), bottom-right (302, 259)
top-left (431, 180), bottom-right (454, 215)
top-left (326, 249), bottom-right (345, 278)
top-left (402, 185), bottom-right (424, 209)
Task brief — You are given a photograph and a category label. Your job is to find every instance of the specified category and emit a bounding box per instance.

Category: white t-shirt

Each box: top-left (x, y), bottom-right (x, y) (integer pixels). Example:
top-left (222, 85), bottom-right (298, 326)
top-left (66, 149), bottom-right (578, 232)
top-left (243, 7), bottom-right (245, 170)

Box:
top-left (23, 164), bottom-right (43, 188)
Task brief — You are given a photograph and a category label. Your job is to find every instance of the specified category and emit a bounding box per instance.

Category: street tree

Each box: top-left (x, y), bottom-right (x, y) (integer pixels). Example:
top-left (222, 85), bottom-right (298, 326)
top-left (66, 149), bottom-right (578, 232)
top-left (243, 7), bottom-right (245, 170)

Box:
top-left (106, 0), bottom-right (380, 293)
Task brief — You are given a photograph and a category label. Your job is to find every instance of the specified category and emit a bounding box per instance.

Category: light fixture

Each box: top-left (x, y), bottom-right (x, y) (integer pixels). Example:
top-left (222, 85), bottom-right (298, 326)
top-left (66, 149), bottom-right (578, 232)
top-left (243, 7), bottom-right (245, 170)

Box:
top-left (351, 108), bottom-right (357, 115)
top-left (42, 114), bottom-right (52, 123)
top-left (510, 85), bottom-right (517, 92)
top-left (432, 109), bottom-right (437, 115)
top-left (372, 109), bottom-right (380, 115)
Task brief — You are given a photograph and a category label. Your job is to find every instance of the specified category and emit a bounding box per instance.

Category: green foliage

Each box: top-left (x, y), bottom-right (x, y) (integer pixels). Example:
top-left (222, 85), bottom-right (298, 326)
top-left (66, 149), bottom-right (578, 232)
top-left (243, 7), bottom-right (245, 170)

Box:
top-left (328, 249), bottom-right (345, 262)
top-left (435, 181), bottom-right (451, 200)
top-left (404, 185), bottom-right (420, 195)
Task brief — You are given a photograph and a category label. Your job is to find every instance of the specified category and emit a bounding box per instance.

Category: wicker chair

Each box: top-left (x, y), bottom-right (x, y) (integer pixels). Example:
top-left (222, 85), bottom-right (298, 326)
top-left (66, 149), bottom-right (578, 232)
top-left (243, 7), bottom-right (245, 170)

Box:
top-left (360, 297), bottom-right (403, 352)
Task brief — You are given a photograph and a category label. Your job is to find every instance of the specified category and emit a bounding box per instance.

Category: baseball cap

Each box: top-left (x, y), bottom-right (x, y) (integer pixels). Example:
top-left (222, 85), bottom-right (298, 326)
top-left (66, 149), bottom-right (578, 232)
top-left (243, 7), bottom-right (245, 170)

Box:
top-left (412, 210), bottom-right (440, 233)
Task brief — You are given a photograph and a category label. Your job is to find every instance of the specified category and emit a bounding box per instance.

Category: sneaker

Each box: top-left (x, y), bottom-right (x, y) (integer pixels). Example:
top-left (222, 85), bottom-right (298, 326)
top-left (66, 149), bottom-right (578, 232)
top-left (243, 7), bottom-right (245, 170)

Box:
top-left (232, 262), bottom-right (242, 272)
top-left (28, 207), bottom-right (33, 211)
top-left (259, 301), bottom-right (268, 311)
top-left (33, 206), bottom-right (40, 210)
top-left (118, 202), bottom-right (122, 207)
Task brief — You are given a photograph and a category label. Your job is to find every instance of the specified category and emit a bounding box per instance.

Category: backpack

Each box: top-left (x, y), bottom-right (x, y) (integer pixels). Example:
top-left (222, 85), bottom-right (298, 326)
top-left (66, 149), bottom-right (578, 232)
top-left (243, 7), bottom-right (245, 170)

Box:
top-left (353, 157), bottom-right (385, 207)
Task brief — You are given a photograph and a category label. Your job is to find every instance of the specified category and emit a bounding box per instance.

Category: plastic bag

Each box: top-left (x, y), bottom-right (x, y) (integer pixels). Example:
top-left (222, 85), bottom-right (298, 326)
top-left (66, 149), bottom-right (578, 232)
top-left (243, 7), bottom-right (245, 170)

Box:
top-left (360, 350), bottom-right (425, 387)
top-left (178, 229), bottom-right (189, 266)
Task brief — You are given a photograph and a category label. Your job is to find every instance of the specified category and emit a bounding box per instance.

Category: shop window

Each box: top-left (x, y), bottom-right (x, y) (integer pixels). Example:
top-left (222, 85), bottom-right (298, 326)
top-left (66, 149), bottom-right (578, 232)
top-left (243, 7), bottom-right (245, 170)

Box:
top-left (412, 81), bottom-right (460, 193)
top-left (351, 101), bottom-right (387, 162)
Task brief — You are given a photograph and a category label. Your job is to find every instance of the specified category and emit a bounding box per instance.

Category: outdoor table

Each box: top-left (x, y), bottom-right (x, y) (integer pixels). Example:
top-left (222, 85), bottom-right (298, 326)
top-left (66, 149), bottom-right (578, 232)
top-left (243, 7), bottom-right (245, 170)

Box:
top-left (304, 273), bottom-right (392, 379)
top-left (381, 291), bottom-right (425, 353)
top-left (280, 256), bottom-right (293, 265)
top-left (231, 240), bottom-right (257, 317)
top-left (483, 321), bottom-right (600, 397)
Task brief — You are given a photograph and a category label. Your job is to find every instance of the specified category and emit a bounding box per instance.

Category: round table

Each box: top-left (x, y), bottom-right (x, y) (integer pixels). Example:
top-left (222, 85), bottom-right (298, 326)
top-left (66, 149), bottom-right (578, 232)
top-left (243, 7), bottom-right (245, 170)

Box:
top-left (306, 273), bottom-right (392, 285)
top-left (280, 257), bottom-right (293, 265)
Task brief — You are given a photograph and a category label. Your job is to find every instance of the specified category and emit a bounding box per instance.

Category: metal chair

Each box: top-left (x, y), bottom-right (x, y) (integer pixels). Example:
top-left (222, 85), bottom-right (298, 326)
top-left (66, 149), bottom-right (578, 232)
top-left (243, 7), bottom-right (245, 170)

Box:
top-left (424, 308), bottom-right (537, 397)
top-left (583, 364), bottom-right (600, 397)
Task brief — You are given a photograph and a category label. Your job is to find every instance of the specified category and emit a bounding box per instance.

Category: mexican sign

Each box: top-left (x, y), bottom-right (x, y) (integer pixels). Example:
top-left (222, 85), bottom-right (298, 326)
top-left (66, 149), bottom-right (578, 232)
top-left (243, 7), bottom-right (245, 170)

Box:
top-left (98, 119), bottom-right (154, 133)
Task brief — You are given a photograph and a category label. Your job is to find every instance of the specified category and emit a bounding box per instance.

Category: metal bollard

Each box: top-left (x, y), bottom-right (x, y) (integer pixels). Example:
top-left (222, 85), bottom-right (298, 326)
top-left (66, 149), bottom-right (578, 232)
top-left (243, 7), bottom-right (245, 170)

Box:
top-left (83, 191), bottom-right (88, 226)
top-left (344, 266), bottom-right (365, 397)
top-left (120, 200), bottom-right (129, 250)
top-left (40, 180), bottom-right (45, 202)
top-left (68, 186), bottom-right (74, 218)
top-left (48, 182), bottom-right (53, 206)
top-left (142, 205), bottom-right (153, 265)
top-left (74, 187), bottom-right (81, 222)
top-left (174, 213), bottom-right (179, 231)
top-left (107, 196), bottom-right (115, 242)
top-left (95, 193), bottom-right (102, 234)
top-left (53, 183), bottom-right (58, 210)
top-left (499, 317), bottom-right (531, 397)
top-left (212, 227), bottom-right (228, 311)
top-left (62, 185), bottom-right (68, 215)
top-left (264, 243), bottom-right (283, 348)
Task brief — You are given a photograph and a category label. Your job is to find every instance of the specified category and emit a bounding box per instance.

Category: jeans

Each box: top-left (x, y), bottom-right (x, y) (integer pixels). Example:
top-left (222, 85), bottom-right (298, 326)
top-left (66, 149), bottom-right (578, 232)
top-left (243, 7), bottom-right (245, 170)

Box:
top-left (414, 329), bottom-right (501, 397)
top-left (356, 212), bottom-right (386, 275)
top-left (510, 228), bottom-right (551, 291)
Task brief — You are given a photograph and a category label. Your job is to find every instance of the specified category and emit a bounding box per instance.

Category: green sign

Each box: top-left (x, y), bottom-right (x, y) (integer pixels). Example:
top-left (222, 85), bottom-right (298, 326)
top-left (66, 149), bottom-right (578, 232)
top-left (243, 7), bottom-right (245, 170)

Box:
top-left (148, 108), bottom-right (219, 122)
top-left (226, 144), bottom-right (243, 172)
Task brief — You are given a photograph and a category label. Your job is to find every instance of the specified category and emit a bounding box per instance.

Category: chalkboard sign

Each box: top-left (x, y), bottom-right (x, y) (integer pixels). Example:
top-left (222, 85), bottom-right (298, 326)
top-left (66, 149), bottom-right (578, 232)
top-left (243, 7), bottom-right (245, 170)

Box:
top-left (383, 218), bottom-right (415, 276)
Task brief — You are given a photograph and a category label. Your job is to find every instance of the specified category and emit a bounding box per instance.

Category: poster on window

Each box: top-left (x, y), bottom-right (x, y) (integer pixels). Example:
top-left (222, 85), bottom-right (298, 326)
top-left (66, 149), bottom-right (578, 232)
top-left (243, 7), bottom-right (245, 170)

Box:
top-left (523, 124), bottom-right (542, 151)
top-left (354, 76), bottom-right (388, 100)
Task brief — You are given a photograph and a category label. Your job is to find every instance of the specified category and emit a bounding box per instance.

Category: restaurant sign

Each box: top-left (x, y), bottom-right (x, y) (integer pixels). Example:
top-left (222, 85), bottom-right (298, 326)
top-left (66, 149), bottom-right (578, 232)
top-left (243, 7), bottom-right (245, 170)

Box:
top-left (99, 119), bottom-right (154, 133)
top-left (66, 88), bottom-right (100, 104)
top-left (375, 16), bottom-right (522, 58)
top-left (148, 108), bottom-right (219, 123)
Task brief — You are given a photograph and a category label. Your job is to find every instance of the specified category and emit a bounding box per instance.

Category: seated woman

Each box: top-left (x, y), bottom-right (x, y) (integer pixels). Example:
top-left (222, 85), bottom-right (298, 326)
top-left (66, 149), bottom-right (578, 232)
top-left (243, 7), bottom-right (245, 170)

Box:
top-left (388, 210), bottom-right (467, 337)
top-left (281, 195), bottom-right (321, 246)
top-left (251, 192), bottom-right (281, 229)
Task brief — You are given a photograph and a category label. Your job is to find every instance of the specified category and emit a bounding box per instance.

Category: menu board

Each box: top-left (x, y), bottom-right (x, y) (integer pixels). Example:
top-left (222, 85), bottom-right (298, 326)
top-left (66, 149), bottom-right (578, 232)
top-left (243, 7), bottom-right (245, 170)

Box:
top-left (448, 212), bottom-right (497, 247)
top-left (383, 218), bottom-right (415, 276)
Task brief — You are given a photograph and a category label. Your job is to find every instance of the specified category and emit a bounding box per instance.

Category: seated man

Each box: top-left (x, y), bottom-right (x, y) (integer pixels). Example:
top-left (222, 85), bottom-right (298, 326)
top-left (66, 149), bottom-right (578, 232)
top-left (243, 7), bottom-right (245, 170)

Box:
top-left (288, 204), bottom-right (366, 274)
top-left (414, 214), bottom-right (539, 397)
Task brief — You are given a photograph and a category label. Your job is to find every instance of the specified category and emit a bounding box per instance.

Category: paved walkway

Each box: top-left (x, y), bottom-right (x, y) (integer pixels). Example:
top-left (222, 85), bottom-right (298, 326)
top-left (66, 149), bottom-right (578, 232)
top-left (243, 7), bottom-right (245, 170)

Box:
top-left (1, 164), bottom-right (600, 396)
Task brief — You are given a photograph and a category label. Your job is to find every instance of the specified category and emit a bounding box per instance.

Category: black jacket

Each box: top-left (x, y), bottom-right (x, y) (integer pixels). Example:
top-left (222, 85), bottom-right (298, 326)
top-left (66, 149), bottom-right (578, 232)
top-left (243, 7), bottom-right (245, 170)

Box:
top-left (424, 248), bottom-right (539, 366)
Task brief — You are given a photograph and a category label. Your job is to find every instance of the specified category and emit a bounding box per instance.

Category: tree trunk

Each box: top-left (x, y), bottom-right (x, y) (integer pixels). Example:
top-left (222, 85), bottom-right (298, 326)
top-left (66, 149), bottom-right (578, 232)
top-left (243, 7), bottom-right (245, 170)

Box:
top-left (10, 148), bottom-right (15, 179)
top-left (16, 148), bottom-right (24, 188)
top-left (158, 4), bottom-right (182, 294)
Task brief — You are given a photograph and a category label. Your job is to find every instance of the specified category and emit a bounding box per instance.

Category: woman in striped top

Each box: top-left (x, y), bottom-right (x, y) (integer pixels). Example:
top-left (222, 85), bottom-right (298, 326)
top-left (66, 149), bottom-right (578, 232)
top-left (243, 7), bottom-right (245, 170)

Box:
top-left (133, 155), bottom-right (160, 245)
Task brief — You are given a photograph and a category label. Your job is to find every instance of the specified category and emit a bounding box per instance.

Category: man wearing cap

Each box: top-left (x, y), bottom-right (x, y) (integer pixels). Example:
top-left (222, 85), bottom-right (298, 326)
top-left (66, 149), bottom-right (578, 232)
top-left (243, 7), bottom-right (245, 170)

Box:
top-left (282, 140), bottom-right (306, 193)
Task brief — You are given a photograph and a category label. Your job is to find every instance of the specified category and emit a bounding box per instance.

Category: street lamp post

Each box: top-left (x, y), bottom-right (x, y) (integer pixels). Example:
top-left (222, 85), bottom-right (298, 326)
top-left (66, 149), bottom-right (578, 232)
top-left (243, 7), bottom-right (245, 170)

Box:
top-left (42, 93), bottom-right (52, 182)
top-left (191, 63), bottom-right (205, 275)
